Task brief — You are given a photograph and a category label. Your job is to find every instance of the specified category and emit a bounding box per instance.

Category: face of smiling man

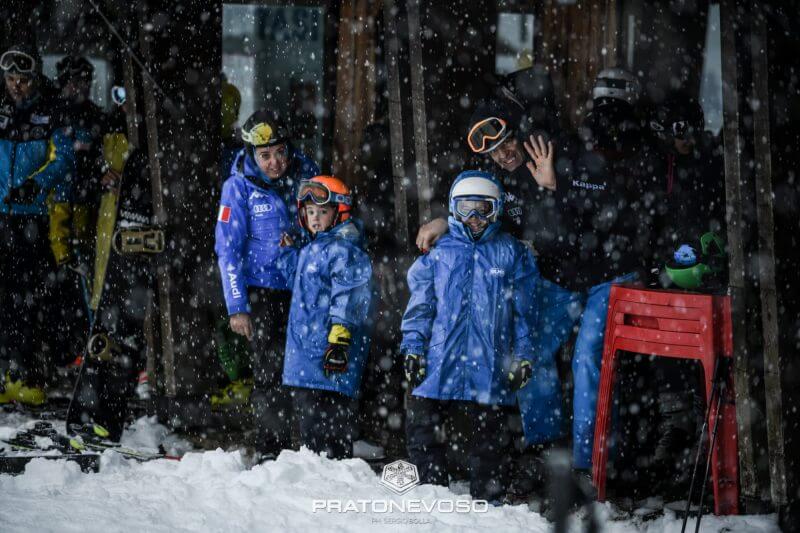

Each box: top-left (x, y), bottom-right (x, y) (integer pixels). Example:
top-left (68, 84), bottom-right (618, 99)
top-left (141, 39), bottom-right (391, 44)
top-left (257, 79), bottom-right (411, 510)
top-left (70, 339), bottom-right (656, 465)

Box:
top-left (489, 137), bottom-right (525, 172)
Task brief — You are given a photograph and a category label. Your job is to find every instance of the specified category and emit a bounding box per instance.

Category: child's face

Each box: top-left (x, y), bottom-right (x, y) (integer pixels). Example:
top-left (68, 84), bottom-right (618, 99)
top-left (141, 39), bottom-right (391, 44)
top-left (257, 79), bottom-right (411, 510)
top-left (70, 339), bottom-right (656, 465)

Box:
top-left (304, 202), bottom-right (337, 235)
top-left (462, 214), bottom-right (490, 235)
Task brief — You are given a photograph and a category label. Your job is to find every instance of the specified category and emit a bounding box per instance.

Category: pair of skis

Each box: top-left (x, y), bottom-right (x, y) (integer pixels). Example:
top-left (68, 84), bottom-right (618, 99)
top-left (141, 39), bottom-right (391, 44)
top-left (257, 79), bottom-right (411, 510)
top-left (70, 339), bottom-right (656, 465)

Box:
top-left (0, 421), bottom-right (179, 475)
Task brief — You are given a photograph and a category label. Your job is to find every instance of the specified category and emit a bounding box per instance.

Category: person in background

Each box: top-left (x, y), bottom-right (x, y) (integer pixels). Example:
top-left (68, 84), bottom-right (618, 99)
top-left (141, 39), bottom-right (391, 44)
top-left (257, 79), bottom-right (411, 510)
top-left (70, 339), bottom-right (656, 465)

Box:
top-left (220, 72), bottom-right (242, 181)
top-left (0, 42), bottom-right (76, 404)
top-left (47, 55), bottom-right (107, 372)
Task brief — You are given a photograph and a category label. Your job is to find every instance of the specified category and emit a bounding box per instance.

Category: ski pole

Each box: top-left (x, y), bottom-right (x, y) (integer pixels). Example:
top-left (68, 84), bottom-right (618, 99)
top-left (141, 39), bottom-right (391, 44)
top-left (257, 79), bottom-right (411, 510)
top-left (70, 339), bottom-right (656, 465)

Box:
top-left (681, 356), bottom-right (722, 533)
top-left (692, 377), bottom-right (725, 533)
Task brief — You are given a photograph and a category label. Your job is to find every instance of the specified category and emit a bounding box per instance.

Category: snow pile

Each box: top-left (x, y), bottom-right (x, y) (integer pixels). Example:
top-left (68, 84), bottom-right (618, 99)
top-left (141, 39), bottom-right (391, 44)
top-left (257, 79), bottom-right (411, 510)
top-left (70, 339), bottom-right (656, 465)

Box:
top-left (0, 411), bottom-right (780, 532)
top-left (119, 415), bottom-right (193, 457)
top-left (0, 445), bottom-right (778, 533)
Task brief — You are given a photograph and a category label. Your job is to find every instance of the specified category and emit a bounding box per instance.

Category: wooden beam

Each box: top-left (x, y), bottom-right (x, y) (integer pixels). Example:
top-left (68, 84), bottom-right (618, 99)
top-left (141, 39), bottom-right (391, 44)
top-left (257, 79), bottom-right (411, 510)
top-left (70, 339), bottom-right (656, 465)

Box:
top-left (382, 0), bottom-right (409, 247)
top-left (750, 7), bottom-right (786, 507)
top-left (538, 0), bottom-right (618, 129)
top-left (406, 0), bottom-right (431, 224)
top-left (719, 0), bottom-right (758, 501)
top-left (137, 8), bottom-right (177, 399)
top-left (332, 0), bottom-right (379, 186)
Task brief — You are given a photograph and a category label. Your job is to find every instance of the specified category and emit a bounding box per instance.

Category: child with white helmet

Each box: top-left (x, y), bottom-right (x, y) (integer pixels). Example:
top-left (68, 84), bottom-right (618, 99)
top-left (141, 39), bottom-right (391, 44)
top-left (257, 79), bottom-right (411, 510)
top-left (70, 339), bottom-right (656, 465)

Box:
top-left (400, 170), bottom-right (559, 502)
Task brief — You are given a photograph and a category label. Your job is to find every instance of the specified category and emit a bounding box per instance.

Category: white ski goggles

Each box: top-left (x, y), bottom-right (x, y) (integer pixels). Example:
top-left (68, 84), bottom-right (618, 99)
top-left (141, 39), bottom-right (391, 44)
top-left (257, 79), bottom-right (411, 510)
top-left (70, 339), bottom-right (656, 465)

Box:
top-left (453, 196), bottom-right (498, 221)
top-left (0, 51), bottom-right (37, 74)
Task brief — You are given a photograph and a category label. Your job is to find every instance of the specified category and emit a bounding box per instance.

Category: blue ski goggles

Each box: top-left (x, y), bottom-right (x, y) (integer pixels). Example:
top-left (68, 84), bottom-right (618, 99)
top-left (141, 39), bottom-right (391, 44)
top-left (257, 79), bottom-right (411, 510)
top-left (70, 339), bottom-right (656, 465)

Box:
top-left (453, 197), bottom-right (498, 221)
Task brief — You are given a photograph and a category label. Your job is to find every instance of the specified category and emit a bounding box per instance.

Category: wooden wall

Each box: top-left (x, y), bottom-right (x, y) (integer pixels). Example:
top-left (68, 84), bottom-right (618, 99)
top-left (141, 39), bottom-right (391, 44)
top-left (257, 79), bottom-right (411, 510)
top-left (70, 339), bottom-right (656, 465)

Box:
top-left (331, 0), bottom-right (381, 187)
top-left (537, 0), bottom-right (618, 129)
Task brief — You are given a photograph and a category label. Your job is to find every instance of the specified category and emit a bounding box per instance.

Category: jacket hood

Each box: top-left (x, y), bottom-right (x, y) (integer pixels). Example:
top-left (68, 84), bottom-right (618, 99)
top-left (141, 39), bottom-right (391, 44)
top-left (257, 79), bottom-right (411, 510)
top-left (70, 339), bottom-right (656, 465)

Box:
top-left (311, 217), bottom-right (365, 246)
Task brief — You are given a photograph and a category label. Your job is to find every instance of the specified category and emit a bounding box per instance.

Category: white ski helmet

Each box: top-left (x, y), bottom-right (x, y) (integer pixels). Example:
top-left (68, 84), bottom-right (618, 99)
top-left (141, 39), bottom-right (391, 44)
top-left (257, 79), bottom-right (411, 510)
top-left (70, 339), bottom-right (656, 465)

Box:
top-left (592, 68), bottom-right (641, 106)
top-left (448, 170), bottom-right (503, 222)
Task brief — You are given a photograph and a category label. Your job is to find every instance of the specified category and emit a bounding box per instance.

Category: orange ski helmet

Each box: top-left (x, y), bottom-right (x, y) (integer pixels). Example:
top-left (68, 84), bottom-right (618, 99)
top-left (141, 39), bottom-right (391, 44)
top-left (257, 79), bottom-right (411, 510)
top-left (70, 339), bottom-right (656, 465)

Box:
top-left (296, 175), bottom-right (353, 230)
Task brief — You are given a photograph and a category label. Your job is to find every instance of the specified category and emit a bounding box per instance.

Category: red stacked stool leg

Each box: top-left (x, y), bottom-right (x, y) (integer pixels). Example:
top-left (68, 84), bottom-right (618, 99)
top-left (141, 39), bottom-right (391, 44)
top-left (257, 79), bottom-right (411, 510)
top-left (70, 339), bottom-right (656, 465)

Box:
top-left (591, 285), bottom-right (739, 515)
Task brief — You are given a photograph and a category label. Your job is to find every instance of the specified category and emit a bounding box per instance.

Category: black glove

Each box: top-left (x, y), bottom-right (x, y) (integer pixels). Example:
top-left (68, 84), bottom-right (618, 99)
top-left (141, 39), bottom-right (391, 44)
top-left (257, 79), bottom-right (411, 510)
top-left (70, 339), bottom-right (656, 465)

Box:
top-left (404, 353), bottom-right (426, 389)
top-left (5, 179), bottom-right (41, 205)
top-left (323, 324), bottom-right (351, 377)
top-left (508, 360), bottom-right (533, 391)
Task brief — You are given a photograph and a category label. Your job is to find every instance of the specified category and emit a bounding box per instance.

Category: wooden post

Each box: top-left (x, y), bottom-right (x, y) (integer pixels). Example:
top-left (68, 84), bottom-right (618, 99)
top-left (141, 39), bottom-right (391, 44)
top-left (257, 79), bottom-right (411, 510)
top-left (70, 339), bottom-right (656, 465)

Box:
top-left (406, 0), bottom-right (431, 224)
top-left (383, 0), bottom-right (409, 247)
top-left (121, 52), bottom-right (140, 150)
top-left (719, 0), bottom-right (758, 501)
top-left (137, 13), bottom-right (177, 399)
top-left (750, 9), bottom-right (787, 507)
top-left (332, 0), bottom-right (379, 186)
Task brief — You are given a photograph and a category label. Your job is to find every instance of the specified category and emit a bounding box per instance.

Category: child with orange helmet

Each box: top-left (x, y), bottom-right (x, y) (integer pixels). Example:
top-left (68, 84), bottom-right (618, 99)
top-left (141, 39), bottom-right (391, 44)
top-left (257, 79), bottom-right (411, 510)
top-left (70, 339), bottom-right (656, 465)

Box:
top-left (278, 175), bottom-right (372, 459)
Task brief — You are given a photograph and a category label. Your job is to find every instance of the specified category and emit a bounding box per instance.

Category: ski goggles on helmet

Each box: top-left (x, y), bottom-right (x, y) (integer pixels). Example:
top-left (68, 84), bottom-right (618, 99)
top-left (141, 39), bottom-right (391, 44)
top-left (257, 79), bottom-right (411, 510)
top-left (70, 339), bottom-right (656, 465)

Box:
top-left (453, 196), bottom-right (498, 221)
top-left (242, 122), bottom-right (284, 147)
top-left (0, 50), bottom-right (37, 74)
top-left (296, 180), bottom-right (352, 207)
top-left (467, 117), bottom-right (509, 154)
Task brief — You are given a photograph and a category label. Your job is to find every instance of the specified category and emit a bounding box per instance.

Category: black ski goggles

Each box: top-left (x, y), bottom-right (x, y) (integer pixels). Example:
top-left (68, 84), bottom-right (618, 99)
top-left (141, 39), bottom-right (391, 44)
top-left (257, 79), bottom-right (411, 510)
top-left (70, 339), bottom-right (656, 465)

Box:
top-left (650, 119), bottom-right (697, 139)
top-left (296, 180), bottom-right (352, 207)
top-left (0, 51), bottom-right (37, 74)
top-left (467, 117), bottom-right (509, 154)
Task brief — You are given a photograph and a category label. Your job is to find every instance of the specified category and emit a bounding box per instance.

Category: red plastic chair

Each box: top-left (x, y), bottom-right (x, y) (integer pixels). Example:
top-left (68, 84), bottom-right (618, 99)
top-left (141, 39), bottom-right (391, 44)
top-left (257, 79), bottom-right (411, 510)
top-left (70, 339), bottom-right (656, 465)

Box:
top-left (591, 285), bottom-right (739, 515)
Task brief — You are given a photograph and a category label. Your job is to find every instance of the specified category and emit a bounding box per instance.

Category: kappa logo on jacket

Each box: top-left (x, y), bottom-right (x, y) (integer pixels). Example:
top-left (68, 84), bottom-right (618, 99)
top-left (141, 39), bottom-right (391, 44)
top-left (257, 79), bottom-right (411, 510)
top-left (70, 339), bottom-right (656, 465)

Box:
top-left (249, 190), bottom-right (265, 200)
top-left (489, 267), bottom-right (506, 277)
top-left (571, 179), bottom-right (606, 191)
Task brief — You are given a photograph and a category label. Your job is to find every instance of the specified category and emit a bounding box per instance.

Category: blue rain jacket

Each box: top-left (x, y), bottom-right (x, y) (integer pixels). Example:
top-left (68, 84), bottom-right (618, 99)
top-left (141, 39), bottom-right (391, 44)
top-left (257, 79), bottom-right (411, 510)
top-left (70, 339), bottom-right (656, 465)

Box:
top-left (214, 148), bottom-right (319, 315)
top-left (400, 216), bottom-right (545, 406)
top-left (279, 219), bottom-right (373, 398)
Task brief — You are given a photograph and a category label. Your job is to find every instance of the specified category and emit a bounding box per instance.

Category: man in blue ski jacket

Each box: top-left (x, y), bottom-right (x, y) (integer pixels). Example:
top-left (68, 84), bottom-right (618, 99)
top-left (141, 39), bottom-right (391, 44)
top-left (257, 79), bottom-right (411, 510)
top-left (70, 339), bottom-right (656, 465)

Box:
top-left (0, 43), bottom-right (77, 404)
top-left (214, 109), bottom-right (319, 456)
top-left (277, 175), bottom-right (372, 459)
top-left (400, 170), bottom-right (559, 502)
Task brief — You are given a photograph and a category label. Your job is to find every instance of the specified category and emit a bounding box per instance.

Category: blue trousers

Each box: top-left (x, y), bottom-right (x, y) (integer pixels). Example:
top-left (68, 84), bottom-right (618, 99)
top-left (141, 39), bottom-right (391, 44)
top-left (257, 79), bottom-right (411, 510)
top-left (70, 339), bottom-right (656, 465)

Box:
top-left (529, 273), bottom-right (637, 469)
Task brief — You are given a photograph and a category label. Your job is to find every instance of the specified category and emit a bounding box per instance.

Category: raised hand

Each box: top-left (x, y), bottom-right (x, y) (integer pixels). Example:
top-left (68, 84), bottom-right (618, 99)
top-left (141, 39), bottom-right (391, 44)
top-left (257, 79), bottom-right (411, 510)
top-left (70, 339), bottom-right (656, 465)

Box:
top-left (523, 135), bottom-right (556, 190)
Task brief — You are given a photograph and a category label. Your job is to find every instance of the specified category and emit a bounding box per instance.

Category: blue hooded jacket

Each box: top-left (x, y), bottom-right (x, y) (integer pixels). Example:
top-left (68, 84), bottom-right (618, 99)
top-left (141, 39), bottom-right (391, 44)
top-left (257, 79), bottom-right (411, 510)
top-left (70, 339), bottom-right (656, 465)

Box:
top-left (214, 147), bottom-right (319, 315)
top-left (400, 171), bottom-right (543, 406)
top-left (278, 219), bottom-right (373, 398)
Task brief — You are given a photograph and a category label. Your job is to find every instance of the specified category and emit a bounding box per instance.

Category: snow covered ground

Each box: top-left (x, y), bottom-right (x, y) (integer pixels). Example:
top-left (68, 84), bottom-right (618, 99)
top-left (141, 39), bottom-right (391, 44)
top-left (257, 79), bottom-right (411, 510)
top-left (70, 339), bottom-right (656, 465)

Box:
top-left (0, 413), bottom-right (779, 533)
